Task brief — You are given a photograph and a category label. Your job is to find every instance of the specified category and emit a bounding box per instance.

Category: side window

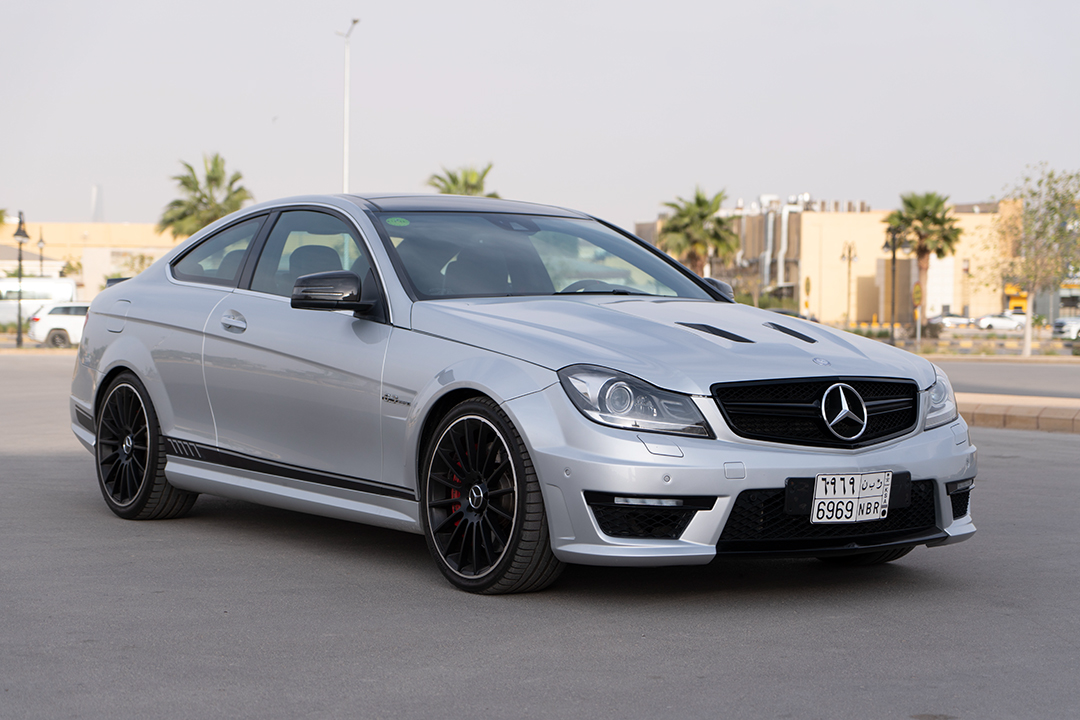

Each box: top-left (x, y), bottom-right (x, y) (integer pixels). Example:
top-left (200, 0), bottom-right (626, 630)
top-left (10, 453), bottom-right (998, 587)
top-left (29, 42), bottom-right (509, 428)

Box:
top-left (250, 210), bottom-right (372, 297)
top-left (49, 307), bottom-right (68, 315)
top-left (171, 217), bottom-right (264, 286)
top-left (72, 306), bottom-right (89, 316)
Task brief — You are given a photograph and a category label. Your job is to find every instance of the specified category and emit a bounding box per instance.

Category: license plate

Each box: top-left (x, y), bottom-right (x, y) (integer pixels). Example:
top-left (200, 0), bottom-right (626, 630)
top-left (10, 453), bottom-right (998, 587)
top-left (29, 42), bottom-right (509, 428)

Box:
top-left (811, 471), bottom-right (892, 524)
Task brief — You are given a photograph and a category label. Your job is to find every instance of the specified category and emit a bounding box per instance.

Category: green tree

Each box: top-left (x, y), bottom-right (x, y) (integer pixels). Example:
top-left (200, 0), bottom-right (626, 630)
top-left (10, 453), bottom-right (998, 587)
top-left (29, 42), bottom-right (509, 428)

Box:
top-left (427, 163), bottom-right (500, 197)
top-left (992, 164), bottom-right (1080, 356)
top-left (158, 153), bottom-right (253, 239)
top-left (657, 187), bottom-right (739, 277)
top-left (0, 209), bottom-right (7, 228)
top-left (883, 192), bottom-right (963, 325)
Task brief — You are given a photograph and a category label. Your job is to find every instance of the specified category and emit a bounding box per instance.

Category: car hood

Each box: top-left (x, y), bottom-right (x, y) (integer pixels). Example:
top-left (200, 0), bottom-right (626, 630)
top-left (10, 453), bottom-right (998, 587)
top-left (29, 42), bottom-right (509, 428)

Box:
top-left (410, 297), bottom-right (936, 396)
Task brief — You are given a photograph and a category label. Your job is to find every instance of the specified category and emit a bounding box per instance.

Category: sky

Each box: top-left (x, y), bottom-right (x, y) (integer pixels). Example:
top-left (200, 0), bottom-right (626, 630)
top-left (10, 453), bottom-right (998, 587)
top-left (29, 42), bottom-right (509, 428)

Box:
top-left (2, 0), bottom-right (1079, 232)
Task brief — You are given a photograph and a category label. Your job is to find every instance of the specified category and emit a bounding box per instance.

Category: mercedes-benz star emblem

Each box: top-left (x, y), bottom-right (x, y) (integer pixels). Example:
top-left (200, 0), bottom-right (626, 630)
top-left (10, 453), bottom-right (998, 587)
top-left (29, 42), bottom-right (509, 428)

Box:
top-left (468, 485), bottom-right (486, 510)
top-left (821, 383), bottom-right (868, 440)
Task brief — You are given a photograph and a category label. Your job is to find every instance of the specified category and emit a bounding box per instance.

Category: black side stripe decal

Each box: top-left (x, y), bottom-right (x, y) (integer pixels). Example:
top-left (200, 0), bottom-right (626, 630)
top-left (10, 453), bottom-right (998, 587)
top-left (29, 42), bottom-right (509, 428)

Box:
top-left (163, 437), bottom-right (414, 501)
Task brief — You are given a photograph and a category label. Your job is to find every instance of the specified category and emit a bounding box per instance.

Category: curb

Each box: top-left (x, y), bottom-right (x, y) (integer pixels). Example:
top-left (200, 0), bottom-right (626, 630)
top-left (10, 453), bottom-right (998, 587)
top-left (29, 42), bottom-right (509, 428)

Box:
top-left (957, 393), bottom-right (1080, 434)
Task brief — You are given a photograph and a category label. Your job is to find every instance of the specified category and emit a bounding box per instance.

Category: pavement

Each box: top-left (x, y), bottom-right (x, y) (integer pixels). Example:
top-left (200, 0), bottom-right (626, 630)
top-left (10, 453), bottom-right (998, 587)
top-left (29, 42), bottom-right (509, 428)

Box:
top-left (4, 345), bottom-right (1079, 434)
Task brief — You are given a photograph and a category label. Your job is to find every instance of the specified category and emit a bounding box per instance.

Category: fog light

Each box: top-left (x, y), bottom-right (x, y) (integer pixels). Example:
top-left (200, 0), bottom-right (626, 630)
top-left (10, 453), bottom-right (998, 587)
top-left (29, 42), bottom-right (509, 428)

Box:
top-left (946, 478), bottom-right (974, 495)
top-left (614, 497), bottom-right (684, 507)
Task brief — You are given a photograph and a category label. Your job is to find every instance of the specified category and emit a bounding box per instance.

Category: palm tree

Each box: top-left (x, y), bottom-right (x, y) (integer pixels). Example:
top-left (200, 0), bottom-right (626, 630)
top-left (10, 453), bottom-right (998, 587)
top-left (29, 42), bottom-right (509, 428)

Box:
top-left (657, 187), bottom-right (739, 276)
top-left (427, 163), bottom-right (500, 197)
top-left (883, 192), bottom-right (963, 323)
top-left (158, 153), bottom-right (253, 239)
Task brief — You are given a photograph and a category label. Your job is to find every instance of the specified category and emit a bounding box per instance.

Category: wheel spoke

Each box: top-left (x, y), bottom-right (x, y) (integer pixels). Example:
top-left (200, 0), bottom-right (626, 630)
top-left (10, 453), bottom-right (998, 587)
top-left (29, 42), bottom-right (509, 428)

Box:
top-left (429, 497), bottom-right (461, 508)
top-left (482, 515), bottom-right (509, 547)
top-left (488, 487), bottom-right (513, 499)
top-left (487, 503), bottom-right (514, 523)
top-left (431, 473), bottom-right (462, 491)
top-left (450, 424), bottom-right (473, 474)
top-left (469, 521), bottom-right (481, 574)
top-left (99, 449), bottom-right (120, 467)
top-left (485, 458), bottom-right (511, 485)
top-left (434, 509), bottom-right (464, 536)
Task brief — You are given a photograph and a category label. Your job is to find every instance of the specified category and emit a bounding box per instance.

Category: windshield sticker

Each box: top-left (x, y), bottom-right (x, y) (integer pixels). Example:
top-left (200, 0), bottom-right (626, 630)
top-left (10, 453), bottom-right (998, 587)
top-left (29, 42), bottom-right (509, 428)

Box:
top-left (386, 217), bottom-right (410, 227)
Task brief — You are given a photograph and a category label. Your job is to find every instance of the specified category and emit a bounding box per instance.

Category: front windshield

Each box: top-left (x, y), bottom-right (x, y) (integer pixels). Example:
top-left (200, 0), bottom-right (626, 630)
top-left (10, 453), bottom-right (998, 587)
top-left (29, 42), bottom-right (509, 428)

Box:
top-left (372, 212), bottom-right (711, 300)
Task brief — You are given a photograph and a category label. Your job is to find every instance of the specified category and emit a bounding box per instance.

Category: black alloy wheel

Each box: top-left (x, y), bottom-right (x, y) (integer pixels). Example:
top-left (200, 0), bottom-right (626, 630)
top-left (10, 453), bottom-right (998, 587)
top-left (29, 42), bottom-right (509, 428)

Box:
top-left (421, 397), bottom-right (563, 594)
top-left (95, 372), bottom-right (197, 520)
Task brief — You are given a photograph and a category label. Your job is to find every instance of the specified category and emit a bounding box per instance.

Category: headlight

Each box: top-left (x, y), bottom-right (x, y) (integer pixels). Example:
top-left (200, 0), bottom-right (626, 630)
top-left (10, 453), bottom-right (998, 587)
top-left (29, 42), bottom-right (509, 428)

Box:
top-left (558, 365), bottom-right (713, 438)
top-left (924, 364), bottom-right (958, 430)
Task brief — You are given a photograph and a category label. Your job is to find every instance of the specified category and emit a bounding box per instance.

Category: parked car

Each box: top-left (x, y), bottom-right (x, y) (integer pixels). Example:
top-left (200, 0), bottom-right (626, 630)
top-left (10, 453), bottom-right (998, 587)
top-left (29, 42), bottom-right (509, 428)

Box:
top-left (928, 313), bottom-right (973, 328)
top-left (69, 194), bottom-right (976, 593)
top-left (1052, 317), bottom-right (1080, 340)
top-left (976, 312), bottom-right (1025, 330)
top-left (28, 302), bottom-right (90, 347)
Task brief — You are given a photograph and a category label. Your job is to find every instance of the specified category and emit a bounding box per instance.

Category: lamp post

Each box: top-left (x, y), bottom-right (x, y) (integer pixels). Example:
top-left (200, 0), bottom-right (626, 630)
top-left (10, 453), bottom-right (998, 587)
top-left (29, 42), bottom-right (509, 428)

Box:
top-left (338, 18), bottom-right (360, 194)
top-left (37, 230), bottom-right (45, 277)
top-left (13, 212), bottom-right (30, 349)
top-left (840, 241), bottom-right (857, 328)
top-left (883, 225), bottom-right (906, 347)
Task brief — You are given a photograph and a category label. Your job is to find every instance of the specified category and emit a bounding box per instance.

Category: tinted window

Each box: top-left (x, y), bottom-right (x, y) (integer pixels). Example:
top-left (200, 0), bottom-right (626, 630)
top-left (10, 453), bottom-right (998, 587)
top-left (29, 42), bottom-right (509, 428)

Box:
top-left (49, 307), bottom-right (68, 315)
top-left (71, 306), bottom-right (89, 316)
top-left (250, 211), bottom-right (372, 297)
top-left (372, 213), bottom-right (711, 300)
top-left (171, 218), bottom-right (264, 286)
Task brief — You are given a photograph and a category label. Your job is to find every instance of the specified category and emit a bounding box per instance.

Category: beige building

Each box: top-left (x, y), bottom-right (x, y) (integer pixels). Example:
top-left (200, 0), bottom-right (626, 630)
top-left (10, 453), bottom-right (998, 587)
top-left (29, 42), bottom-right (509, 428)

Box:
top-left (639, 198), bottom-right (1006, 326)
top-left (0, 222), bottom-right (184, 301)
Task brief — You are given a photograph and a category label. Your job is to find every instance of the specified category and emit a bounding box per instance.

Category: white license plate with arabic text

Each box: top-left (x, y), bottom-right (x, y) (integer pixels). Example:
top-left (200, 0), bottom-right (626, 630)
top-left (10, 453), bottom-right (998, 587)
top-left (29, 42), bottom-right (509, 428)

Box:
top-left (811, 471), bottom-right (892, 524)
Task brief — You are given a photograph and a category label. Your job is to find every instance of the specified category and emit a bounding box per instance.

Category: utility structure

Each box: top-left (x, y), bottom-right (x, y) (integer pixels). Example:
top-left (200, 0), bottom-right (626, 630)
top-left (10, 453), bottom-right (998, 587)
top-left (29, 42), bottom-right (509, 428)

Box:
top-left (338, 18), bottom-right (360, 193)
top-left (37, 230), bottom-right (45, 277)
top-left (840, 241), bottom-right (857, 327)
top-left (13, 212), bottom-right (30, 348)
top-left (884, 225), bottom-right (907, 346)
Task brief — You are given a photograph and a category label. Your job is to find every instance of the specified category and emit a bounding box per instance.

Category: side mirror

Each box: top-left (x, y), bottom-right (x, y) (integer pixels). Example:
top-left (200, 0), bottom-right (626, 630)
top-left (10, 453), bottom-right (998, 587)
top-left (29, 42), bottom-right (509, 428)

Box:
top-left (704, 277), bottom-right (736, 303)
top-left (291, 271), bottom-right (375, 313)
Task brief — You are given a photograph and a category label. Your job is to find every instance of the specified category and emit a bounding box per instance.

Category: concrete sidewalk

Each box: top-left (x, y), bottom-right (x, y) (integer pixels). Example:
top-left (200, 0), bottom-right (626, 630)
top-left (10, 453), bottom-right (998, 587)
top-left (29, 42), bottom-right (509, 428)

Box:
top-left (956, 393), bottom-right (1080, 434)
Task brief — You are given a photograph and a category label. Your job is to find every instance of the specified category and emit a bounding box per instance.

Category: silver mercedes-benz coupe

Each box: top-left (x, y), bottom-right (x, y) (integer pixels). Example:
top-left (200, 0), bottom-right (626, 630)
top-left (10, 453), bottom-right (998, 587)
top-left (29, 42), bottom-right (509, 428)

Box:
top-left (70, 194), bottom-right (976, 593)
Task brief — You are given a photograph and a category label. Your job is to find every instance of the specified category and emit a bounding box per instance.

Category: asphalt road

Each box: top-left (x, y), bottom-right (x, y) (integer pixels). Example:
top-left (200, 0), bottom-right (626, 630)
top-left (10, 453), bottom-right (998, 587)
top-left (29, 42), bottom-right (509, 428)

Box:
top-left (3, 355), bottom-right (1080, 720)
top-left (934, 360), bottom-right (1080, 399)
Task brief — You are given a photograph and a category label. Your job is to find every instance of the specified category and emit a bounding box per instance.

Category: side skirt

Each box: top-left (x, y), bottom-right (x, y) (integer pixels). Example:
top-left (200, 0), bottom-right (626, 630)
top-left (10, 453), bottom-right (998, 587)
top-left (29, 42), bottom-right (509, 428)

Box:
top-left (163, 439), bottom-right (421, 534)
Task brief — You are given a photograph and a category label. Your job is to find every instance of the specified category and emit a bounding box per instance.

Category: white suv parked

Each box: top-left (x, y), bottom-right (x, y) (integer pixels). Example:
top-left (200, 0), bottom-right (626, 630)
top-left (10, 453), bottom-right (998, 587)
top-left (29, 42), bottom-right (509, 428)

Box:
top-left (28, 302), bottom-right (90, 347)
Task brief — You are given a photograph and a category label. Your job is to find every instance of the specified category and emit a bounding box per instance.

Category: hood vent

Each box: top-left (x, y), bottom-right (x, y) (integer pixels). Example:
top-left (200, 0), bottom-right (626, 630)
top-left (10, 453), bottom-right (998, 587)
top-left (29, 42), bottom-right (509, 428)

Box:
top-left (763, 321), bottom-right (817, 344)
top-left (677, 322), bottom-right (754, 344)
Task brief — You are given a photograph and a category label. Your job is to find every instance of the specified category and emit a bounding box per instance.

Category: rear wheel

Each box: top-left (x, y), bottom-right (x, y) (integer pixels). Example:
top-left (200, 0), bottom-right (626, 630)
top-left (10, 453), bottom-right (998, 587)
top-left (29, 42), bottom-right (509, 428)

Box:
top-left (95, 372), bottom-right (197, 520)
top-left (818, 547), bottom-right (913, 566)
top-left (420, 397), bottom-right (563, 594)
top-left (46, 329), bottom-right (71, 348)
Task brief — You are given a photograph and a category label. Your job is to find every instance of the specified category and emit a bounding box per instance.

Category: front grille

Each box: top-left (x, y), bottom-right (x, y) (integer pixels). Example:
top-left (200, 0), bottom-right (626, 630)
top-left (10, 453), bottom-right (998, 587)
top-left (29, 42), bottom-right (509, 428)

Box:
top-left (951, 489), bottom-right (970, 519)
top-left (712, 377), bottom-right (920, 448)
top-left (717, 479), bottom-right (938, 552)
top-left (585, 492), bottom-right (716, 540)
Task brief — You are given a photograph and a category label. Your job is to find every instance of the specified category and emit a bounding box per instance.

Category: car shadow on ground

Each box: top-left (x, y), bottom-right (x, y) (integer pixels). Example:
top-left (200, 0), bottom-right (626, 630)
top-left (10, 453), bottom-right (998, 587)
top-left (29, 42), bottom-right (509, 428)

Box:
top-left (174, 494), bottom-right (956, 603)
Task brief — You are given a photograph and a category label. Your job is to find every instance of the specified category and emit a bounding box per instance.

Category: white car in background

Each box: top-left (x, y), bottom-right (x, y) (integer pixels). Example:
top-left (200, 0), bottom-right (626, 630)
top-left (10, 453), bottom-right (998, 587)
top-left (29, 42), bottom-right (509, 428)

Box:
top-left (1053, 317), bottom-right (1080, 340)
top-left (28, 302), bottom-right (90, 347)
top-left (976, 312), bottom-right (1025, 331)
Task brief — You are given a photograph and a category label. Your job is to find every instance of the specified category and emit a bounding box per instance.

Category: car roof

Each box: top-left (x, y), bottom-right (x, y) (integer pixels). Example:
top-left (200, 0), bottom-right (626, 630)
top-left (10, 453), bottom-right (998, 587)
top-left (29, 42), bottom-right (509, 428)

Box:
top-left (342, 193), bottom-right (591, 218)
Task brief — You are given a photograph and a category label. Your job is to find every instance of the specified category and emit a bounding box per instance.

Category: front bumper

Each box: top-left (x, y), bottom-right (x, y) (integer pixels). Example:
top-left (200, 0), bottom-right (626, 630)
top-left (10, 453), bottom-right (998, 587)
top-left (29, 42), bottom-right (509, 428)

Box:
top-left (503, 385), bottom-right (976, 567)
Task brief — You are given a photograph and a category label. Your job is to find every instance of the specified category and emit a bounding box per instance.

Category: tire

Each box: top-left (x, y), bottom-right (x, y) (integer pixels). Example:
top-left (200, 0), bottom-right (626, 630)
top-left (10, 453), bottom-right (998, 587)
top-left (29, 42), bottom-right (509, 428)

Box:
top-left (95, 372), bottom-right (198, 520)
top-left (46, 329), bottom-right (71, 348)
top-left (420, 397), bottom-right (564, 594)
top-left (817, 547), bottom-right (914, 567)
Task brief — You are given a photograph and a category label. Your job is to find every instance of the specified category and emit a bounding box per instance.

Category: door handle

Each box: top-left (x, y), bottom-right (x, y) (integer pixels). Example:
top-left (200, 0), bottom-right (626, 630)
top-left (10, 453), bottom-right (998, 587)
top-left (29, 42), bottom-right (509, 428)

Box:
top-left (221, 311), bottom-right (247, 332)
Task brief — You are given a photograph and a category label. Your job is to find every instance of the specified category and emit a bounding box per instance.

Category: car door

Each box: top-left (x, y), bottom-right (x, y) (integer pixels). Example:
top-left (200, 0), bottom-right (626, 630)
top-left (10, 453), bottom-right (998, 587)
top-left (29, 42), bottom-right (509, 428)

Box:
top-left (201, 208), bottom-right (393, 492)
top-left (145, 215), bottom-right (266, 444)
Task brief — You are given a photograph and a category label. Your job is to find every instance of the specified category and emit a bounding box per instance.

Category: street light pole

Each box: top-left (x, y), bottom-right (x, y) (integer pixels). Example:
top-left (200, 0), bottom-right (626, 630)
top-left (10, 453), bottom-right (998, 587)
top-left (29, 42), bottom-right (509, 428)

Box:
top-left (37, 230), bottom-right (45, 277)
top-left (338, 19), bottom-right (360, 194)
top-left (886, 226), bottom-right (901, 346)
top-left (840, 241), bottom-right (857, 328)
top-left (13, 212), bottom-right (30, 349)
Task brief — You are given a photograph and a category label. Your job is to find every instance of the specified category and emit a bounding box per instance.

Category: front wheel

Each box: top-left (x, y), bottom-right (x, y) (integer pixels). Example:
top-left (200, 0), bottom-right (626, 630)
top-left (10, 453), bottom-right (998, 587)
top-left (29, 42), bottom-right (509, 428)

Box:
top-left (46, 330), bottom-right (71, 348)
top-left (420, 397), bottom-right (563, 594)
top-left (95, 372), bottom-right (198, 520)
